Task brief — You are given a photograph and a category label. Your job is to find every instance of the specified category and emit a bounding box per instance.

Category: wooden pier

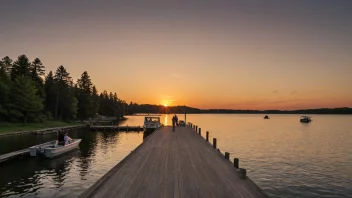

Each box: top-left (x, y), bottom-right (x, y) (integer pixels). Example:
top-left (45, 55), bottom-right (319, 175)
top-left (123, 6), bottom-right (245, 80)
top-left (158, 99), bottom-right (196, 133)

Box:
top-left (79, 125), bottom-right (267, 198)
top-left (0, 148), bottom-right (29, 164)
top-left (90, 125), bottom-right (143, 132)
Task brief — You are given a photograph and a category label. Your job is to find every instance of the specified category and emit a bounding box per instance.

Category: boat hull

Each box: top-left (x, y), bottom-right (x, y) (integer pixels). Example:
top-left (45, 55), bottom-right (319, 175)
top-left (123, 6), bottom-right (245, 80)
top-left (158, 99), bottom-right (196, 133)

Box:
top-left (29, 141), bottom-right (56, 157)
top-left (44, 139), bottom-right (82, 158)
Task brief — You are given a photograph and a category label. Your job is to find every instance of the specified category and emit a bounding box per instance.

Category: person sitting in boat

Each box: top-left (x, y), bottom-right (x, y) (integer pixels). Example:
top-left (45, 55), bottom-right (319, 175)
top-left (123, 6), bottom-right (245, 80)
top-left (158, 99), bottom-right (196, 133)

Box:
top-left (57, 132), bottom-right (66, 146)
top-left (64, 132), bottom-right (72, 145)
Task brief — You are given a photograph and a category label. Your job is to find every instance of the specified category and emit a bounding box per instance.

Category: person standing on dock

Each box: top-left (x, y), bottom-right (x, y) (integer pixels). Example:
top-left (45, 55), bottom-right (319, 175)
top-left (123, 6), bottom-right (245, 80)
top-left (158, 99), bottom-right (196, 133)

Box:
top-left (172, 115), bottom-right (176, 131)
top-left (175, 115), bottom-right (179, 126)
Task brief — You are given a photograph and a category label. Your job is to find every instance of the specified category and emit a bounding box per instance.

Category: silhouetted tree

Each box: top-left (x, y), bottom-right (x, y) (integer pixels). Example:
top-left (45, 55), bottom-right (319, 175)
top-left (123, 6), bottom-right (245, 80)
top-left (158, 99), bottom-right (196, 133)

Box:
top-left (0, 65), bottom-right (10, 120)
top-left (9, 76), bottom-right (43, 124)
top-left (0, 56), bottom-right (12, 76)
top-left (10, 55), bottom-right (31, 80)
top-left (76, 71), bottom-right (95, 120)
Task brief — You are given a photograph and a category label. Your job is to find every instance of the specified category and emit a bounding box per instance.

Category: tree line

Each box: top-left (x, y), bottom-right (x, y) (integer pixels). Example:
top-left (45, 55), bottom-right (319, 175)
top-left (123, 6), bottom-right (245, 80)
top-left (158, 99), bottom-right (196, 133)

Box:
top-left (0, 55), bottom-right (127, 124)
top-left (126, 104), bottom-right (352, 115)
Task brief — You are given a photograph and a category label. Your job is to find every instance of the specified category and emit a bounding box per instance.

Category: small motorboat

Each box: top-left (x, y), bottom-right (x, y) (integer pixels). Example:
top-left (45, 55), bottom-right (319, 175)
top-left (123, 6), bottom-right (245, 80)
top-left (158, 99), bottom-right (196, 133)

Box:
top-left (300, 116), bottom-right (312, 123)
top-left (178, 120), bottom-right (186, 127)
top-left (29, 139), bottom-right (82, 158)
top-left (143, 116), bottom-right (161, 132)
top-left (264, 115), bottom-right (270, 119)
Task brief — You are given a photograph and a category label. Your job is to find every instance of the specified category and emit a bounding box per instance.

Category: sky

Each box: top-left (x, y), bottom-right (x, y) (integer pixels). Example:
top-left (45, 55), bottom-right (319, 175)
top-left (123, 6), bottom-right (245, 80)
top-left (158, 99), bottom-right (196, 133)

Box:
top-left (1, 0), bottom-right (351, 110)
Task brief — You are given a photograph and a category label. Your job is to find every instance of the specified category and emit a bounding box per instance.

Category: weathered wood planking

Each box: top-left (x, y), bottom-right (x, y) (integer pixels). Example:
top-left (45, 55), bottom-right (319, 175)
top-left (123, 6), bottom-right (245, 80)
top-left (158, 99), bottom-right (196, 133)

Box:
top-left (79, 126), bottom-right (267, 198)
top-left (0, 149), bottom-right (29, 163)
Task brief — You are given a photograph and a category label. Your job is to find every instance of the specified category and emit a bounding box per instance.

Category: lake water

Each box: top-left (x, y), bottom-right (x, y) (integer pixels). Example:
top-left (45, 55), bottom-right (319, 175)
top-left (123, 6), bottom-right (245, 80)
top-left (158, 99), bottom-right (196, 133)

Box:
top-left (0, 114), bottom-right (351, 197)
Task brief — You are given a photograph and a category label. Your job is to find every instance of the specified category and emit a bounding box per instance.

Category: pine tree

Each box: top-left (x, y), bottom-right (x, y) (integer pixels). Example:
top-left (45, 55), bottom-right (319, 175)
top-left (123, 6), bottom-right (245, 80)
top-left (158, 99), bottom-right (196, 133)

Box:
top-left (44, 71), bottom-right (56, 117)
top-left (77, 71), bottom-right (92, 94)
top-left (53, 65), bottom-right (71, 120)
top-left (1, 56), bottom-right (12, 76)
top-left (76, 71), bottom-right (94, 120)
top-left (11, 55), bottom-right (31, 80)
top-left (31, 58), bottom-right (45, 77)
top-left (9, 76), bottom-right (44, 124)
top-left (30, 58), bottom-right (46, 99)
top-left (92, 86), bottom-right (100, 116)
top-left (0, 66), bottom-right (10, 120)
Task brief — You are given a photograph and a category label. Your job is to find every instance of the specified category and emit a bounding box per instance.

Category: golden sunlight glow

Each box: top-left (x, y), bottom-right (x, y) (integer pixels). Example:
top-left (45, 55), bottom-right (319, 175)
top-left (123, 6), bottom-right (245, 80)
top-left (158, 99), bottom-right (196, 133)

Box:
top-left (164, 104), bottom-right (168, 107)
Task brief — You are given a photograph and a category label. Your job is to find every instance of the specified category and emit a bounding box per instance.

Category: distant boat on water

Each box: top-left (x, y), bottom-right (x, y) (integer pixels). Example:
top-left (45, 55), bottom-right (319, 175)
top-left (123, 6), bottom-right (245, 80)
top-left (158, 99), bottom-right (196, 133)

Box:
top-left (264, 115), bottom-right (270, 119)
top-left (300, 116), bottom-right (312, 123)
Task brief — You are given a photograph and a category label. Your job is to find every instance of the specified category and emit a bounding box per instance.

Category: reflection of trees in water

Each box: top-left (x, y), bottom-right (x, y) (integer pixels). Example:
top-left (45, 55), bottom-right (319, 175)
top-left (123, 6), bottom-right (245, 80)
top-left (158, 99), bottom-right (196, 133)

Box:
top-left (78, 131), bottom-right (98, 158)
top-left (0, 151), bottom-right (78, 197)
top-left (76, 131), bottom-right (121, 180)
top-left (0, 158), bottom-right (43, 197)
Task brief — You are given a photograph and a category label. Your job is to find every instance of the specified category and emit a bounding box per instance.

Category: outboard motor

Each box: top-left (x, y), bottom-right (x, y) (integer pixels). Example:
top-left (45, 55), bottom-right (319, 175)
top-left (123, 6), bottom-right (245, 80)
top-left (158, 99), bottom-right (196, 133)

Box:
top-left (36, 147), bottom-right (45, 159)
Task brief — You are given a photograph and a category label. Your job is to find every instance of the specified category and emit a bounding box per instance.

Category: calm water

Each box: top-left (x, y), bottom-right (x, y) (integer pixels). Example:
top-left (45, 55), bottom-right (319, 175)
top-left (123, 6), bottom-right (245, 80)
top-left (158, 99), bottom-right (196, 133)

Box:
top-left (0, 114), bottom-right (351, 197)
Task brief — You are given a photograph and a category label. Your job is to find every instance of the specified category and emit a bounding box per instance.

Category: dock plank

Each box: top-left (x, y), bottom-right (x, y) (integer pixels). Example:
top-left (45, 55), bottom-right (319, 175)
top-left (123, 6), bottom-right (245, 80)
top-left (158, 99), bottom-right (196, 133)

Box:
top-left (0, 149), bottom-right (29, 163)
top-left (79, 126), bottom-right (267, 198)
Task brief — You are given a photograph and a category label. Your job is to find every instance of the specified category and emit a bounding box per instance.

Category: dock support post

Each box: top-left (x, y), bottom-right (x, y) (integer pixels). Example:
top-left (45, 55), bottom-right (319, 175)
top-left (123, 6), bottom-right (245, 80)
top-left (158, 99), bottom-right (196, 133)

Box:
top-left (213, 138), bottom-right (217, 149)
top-left (225, 152), bottom-right (230, 160)
top-left (239, 168), bottom-right (246, 179)
top-left (196, 126), bottom-right (198, 132)
top-left (199, 128), bottom-right (201, 135)
top-left (206, 131), bottom-right (209, 141)
top-left (234, 158), bottom-right (239, 169)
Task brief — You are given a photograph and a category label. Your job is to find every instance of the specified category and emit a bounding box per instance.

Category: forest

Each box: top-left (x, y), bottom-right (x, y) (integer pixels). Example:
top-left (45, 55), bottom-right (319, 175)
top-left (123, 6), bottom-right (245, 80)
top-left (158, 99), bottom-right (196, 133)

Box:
top-left (0, 55), bottom-right (127, 124)
top-left (1, 55), bottom-right (350, 126)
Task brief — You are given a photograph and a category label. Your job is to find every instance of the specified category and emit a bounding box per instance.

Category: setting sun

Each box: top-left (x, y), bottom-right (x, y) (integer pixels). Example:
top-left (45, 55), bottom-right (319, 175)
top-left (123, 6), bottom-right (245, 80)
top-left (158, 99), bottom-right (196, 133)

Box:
top-left (164, 104), bottom-right (168, 107)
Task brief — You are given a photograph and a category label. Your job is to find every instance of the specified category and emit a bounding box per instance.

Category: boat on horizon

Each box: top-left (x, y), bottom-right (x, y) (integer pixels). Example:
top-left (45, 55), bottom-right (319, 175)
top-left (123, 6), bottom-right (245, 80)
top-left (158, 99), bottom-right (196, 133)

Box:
top-left (300, 116), bottom-right (312, 123)
top-left (264, 115), bottom-right (270, 119)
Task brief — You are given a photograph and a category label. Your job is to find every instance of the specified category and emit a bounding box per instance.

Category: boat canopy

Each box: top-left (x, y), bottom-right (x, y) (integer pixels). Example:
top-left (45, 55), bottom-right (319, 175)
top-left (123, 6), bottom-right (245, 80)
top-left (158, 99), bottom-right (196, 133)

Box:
top-left (144, 117), bottom-right (160, 122)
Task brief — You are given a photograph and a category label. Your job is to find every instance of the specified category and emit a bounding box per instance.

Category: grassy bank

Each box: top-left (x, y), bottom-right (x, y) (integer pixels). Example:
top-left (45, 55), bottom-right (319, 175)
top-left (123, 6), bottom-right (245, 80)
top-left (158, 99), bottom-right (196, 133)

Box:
top-left (0, 121), bottom-right (83, 134)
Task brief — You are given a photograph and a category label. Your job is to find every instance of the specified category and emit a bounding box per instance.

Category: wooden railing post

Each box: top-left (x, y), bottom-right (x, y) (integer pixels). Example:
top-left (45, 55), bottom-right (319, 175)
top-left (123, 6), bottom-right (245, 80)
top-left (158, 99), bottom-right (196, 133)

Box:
top-left (206, 131), bottom-right (209, 141)
top-left (239, 168), bottom-right (246, 179)
top-left (225, 152), bottom-right (230, 160)
top-left (199, 128), bottom-right (201, 135)
top-left (195, 125), bottom-right (198, 132)
top-left (234, 158), bottom-right (239, 169)
top-left (213, 138), bottom-right (217, 149)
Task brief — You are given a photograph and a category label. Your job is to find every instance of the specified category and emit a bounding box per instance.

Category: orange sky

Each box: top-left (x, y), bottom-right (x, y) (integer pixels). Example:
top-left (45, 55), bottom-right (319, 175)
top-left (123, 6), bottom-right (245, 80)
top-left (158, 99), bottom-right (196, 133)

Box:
top-left (1, 1), bottom-right (351, 110)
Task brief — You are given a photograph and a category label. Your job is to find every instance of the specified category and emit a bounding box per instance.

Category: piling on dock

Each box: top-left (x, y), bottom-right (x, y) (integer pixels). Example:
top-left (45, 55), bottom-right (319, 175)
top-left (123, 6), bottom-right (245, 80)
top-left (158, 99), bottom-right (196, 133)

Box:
top-left (79, 124), bottom-right (267, 198)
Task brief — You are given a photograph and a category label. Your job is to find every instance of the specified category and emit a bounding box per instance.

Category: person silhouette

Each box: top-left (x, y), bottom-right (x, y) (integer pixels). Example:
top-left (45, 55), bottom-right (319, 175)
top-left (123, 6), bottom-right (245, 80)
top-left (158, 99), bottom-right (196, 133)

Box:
top-left (172, 115), bottom-right (176, 131)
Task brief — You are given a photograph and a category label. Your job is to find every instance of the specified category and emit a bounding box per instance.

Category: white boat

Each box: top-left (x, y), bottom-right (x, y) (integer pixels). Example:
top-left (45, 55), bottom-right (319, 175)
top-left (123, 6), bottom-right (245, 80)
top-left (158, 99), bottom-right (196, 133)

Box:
top-left (29, 141), bottom-right (56, 157)
top-left (143, 116), bottom-right (161, 131)
top-left (300, 116), bottom-right (312, 123)
top-left (178, 120), bottom-right (186, 127)
top-left (29, 139), bottom-right (82, 158)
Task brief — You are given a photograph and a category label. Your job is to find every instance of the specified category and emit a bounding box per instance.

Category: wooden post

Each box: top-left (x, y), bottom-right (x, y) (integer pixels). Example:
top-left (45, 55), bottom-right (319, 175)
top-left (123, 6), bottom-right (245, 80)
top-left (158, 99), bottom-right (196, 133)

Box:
top-left (196, 126), bottom-right (198, 132)
top-left (213, 138), bottom-right (217, 149)
top-left (234, 158), bottom-right (239, 169)
top-left (239, 168), bottom-right (246, 179)
top-left (206, 131), bottom-right (209, 141)
top-left (199, 128), bottom-right (201, 135)
top-left (225, 152), bottom-right (230, 160)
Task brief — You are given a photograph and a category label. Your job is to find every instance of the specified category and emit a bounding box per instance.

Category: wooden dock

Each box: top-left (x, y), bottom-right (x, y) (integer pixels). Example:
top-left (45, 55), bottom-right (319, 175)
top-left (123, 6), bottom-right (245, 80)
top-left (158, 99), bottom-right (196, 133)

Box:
top-left (0, 148), bottom-right (29, 164)
top-left (90, 125), bottom-right (143, 131)
top-left (79, 126), bottom-right (267, 198)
